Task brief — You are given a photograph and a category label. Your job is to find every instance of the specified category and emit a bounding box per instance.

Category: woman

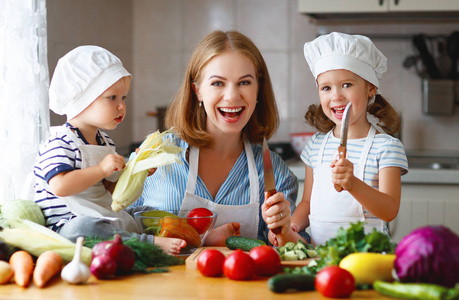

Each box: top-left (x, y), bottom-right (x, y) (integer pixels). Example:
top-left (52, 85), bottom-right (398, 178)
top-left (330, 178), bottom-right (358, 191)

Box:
top-left (133, 30), bottom-right (301, 250)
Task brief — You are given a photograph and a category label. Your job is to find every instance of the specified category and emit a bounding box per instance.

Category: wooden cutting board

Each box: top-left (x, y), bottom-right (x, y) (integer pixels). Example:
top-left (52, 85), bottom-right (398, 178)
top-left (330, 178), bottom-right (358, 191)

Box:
top-left (185, 246), bottom-right (314, 270)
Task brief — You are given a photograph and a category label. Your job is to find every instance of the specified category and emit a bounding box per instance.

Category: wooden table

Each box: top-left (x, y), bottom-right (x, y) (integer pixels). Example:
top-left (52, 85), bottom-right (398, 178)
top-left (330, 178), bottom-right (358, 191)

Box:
top-left (0, 264), bottom-right (394, 300)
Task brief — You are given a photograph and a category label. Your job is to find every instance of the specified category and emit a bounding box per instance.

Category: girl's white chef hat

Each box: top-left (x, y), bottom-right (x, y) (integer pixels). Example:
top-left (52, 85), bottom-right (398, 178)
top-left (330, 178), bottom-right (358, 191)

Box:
top-left (303, 32), bottom-right (387, 93)
top-left (49, 45), bottom-right (131, 120)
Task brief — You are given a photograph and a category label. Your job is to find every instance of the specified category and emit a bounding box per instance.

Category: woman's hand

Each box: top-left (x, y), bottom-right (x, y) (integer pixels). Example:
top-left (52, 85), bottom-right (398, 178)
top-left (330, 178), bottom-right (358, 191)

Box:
top-left (135, 147), bottom-right (157, 176)
top-left (261, 192), bottom-right (291, 235)
top-left (331, 158), bottom-right (356, 191)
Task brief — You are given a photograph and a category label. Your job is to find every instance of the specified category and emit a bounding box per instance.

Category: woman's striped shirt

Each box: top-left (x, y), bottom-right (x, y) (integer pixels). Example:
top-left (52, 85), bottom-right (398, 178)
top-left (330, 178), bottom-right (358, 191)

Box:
top-left (131, 137), bottom-right (299, 243)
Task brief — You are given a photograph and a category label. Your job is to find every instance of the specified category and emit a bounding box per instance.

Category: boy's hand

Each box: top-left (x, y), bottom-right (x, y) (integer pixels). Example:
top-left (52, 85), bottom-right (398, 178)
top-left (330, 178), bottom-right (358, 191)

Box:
top-left (99, 154), bottom-right (126, 177)
top-left (331, 158), bottom-right (355, 191)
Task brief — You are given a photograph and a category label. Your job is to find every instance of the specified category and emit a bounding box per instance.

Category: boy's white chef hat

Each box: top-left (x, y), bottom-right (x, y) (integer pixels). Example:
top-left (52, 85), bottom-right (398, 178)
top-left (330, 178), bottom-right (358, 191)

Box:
top-left (303, 32), bottom-right (387, 93)
top-left (49, 45), bottom-right (131, 120)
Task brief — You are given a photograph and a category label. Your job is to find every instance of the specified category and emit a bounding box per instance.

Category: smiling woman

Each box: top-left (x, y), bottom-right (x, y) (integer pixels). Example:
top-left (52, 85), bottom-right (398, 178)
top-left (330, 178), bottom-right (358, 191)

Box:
top-left (131, 30), bottom-right (303, 249)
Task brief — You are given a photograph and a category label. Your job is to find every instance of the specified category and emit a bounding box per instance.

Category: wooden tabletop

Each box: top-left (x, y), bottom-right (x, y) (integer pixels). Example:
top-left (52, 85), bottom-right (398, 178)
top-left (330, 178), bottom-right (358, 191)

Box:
top-left (0, 264), bottom-right (394, 300)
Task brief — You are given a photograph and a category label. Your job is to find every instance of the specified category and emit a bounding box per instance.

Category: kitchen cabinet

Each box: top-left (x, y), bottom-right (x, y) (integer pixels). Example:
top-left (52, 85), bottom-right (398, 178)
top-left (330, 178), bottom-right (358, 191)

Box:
top-left (294, 180), bottom-right (459, 244)
top-left (389, 184), bottom-right (459, 243)
top-left (298, 0), bottom-right (459, 13)
top-left (298, 0), bottom-right (459, 19)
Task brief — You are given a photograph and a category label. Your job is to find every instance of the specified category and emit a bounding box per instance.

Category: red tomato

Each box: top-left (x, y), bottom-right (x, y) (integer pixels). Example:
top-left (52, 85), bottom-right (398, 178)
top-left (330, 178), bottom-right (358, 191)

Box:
top-left (197, 249), bottom-right (226, 277)
top-left (249, 245), bottom-right (281, 276)
top-left (187, 208), bottom-right (213, 234)
top-left (223, 250), bottom-right (256, 281)
top-left (315, 266), bottom-right (355, 298)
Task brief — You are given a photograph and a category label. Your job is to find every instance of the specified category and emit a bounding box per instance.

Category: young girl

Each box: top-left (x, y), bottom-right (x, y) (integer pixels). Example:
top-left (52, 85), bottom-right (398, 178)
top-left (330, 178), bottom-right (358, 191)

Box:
top-left (269, 32), bottom-right (408, 247)
top-left (34, 46), bottom-right (185, 255)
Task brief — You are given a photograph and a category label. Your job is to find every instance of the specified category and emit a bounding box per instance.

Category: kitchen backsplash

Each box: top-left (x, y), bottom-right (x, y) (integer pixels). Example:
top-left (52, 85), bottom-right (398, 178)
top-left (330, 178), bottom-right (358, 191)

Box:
top-left (47, 0), bottom-right (459, 155)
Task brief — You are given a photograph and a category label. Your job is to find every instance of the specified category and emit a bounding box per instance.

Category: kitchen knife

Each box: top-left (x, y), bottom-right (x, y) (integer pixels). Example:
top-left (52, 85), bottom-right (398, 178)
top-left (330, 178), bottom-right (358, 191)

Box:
top-left (334, 102), bottom-right (352, 192)
top-left (263, 137), bottom-right (281, 234)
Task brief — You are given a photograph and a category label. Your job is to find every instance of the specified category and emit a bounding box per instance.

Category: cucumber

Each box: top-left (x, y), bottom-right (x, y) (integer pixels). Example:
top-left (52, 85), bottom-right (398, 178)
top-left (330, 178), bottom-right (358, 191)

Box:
top-left (267, 273), bottom-right (316, 293)
top-left (225, 236), bottom-right (266, 251)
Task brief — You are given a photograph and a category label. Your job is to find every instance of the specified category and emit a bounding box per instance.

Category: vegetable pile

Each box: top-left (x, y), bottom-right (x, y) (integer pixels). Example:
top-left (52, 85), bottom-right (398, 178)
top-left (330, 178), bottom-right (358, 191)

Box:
top-left (284, 221), bottom-right (396, 276)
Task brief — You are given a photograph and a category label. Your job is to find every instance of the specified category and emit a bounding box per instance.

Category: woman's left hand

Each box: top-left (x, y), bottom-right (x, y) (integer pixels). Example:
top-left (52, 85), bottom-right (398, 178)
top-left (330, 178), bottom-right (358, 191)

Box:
top-left (261, 192), bottom-right (291, 234)
top-left (331, 158), bottom-right (355, 191)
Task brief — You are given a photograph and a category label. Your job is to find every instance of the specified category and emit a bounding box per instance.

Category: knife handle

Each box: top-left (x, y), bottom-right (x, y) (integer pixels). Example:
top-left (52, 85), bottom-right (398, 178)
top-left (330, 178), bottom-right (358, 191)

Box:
top-left (334, 146), bottom-right (346, 192)
top-left (266, 189), bottom-right (282, 234)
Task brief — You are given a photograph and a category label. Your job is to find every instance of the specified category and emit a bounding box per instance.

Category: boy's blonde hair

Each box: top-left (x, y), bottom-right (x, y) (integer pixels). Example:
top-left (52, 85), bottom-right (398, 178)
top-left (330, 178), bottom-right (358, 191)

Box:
top-left (165, 30), bottom-right (279, 147)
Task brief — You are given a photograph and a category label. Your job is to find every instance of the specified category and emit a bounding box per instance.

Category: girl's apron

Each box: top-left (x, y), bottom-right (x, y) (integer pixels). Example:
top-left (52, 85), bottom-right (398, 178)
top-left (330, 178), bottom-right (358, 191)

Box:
top-left (180, 140), bottom-right (260, 239)
top-left (309, 125), bottom-right (383, 246)
top-left (58, 126), bottom-right (139, 232)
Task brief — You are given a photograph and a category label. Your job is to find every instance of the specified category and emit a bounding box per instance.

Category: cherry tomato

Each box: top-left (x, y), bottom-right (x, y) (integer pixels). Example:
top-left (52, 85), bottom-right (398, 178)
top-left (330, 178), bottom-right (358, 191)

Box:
top-left (187, 208), bottom-right (213, 234)
top-left (315, 266), bottom-right (355, 298)
top-left (249, 245), bottom-right (281, 276)
top-left (197, 249), bottom-right (226, 277)
top-left (223, 250), bottom-right (256, 281)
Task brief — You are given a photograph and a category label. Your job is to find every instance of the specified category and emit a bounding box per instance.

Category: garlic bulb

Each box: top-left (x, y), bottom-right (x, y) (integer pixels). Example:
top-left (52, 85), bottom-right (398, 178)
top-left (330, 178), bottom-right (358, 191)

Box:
top-left (61, 236), bottom-right (91, 284)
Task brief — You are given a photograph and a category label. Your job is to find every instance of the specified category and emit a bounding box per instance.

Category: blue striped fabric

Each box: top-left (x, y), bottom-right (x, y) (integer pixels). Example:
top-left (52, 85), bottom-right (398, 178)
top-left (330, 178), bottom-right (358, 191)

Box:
top-left (33, 123), bottom-right (115, 229)
top-left (300, 130), bottom-right (408, 229)
top-left (131, 137), bottom-right (299, 242)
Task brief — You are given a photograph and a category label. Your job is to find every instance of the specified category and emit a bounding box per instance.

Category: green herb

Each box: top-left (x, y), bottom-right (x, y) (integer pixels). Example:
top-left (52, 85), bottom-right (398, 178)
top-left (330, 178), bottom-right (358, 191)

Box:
top-left (84, 236), bottom-right (184, 274)
top-left (285, 221), bottom-right (396, 276)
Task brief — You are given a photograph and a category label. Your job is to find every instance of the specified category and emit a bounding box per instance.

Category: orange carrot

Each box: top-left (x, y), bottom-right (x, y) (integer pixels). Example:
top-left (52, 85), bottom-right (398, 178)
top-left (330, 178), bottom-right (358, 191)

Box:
top-left (9, 250), bottom-right (34, 287)
top-left (33, 250), bottom-right (63, 288)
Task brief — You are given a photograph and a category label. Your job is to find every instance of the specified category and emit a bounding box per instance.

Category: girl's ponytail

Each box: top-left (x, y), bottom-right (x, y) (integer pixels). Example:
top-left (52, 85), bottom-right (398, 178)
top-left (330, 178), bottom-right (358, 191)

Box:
top-left (368, 95), bottom-right (401, 136)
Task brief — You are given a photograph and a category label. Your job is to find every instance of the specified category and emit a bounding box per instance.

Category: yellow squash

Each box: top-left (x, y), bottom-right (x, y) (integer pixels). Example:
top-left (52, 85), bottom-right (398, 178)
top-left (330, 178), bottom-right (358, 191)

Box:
top-left (339, 252), bottom-right (395, 285)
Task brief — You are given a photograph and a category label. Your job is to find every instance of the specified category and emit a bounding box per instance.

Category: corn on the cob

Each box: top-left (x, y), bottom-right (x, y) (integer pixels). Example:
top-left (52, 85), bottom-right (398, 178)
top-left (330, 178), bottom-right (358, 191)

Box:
top-left (0, 219), bottom-right (92, 265)
top-left (111, 130), bottom-right (183, 212)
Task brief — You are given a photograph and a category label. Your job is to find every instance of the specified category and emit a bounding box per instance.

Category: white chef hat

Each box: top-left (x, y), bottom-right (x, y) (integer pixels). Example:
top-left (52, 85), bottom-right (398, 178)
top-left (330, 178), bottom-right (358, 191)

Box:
top-left (303, 32), bottom-right (387, 93)
top-left (49, 45), bottom-right (131, 120)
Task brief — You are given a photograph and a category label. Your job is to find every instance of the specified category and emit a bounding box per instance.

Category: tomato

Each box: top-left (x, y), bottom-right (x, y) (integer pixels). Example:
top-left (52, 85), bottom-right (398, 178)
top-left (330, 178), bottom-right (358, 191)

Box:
top-left (249, 245), bottom-right (281, 276)
top-left (197, 249), bottom-right (226, 277)
top-left (315, 266), bottom-right (355, 298)
top-left (187, 208), bottom-right (213, 234)
top-left (223, 250), bottom-right (256, 281)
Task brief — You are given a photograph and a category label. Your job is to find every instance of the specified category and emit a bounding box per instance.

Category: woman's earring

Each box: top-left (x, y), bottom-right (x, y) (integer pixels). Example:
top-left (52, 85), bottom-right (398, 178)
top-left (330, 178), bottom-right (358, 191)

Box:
top-left (199, 101), bottom-right (202, 107)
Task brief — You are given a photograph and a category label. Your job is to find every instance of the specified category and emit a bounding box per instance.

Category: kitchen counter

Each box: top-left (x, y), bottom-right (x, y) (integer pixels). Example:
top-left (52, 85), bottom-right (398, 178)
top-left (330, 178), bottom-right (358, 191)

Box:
top-left (0, 264), bottom-right (392, 299)
top-left (287, 156), bottom-right (459, 185)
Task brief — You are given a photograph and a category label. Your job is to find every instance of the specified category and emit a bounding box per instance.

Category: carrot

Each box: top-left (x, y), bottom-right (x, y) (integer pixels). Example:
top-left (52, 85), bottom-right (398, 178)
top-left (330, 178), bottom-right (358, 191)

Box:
top-left (9, 250), bottom-right (34, 287)
top-left (33, 250), bottom-right (63, 288)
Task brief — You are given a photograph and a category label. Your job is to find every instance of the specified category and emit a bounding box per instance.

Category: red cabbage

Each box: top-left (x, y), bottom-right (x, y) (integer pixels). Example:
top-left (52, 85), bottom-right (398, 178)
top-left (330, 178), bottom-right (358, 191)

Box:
top-left (394, 225), bottom-right (459, 288)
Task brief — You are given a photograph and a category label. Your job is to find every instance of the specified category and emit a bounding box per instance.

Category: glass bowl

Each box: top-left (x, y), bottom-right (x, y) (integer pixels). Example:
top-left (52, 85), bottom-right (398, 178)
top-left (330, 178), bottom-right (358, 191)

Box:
top-left (134, 209), bottom-right (218, 255)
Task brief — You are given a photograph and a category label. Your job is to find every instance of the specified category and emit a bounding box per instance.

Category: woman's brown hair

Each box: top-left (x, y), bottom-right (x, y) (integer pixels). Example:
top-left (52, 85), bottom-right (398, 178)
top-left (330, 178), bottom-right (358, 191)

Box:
top-left (305, 94), bottom-right (401, 135)
top-left (165, 30), bottom-right (279, 147)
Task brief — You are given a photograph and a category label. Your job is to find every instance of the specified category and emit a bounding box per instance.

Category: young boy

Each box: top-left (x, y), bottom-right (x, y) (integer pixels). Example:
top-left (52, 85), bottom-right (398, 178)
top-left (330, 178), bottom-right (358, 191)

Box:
top-left (34, 46), bottom-right (185, 255)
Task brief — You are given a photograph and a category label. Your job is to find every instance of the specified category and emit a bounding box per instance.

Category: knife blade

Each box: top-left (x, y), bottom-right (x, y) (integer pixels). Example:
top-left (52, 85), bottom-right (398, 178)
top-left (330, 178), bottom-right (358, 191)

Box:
top-left (263, 137), bottom-right (281, 234)
top-left (334, 102), bottom-right (352, 192)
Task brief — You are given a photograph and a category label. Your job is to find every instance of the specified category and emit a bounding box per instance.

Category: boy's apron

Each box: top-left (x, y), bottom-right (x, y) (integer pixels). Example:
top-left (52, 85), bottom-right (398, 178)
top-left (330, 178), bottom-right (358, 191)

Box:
top-left (180, 140), bottom-right (260, 239)
top-left (309, 125), bottom-right (383, 246)
top-left (58, 126), bottom-right (139, 232)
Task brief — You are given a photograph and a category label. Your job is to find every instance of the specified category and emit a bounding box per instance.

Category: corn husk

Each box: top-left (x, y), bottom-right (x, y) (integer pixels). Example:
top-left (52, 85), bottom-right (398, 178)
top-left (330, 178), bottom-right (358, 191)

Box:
top-left (0, 219), bottom-right (92, 265)
top-left (111, 130), bottom-right (183, 212)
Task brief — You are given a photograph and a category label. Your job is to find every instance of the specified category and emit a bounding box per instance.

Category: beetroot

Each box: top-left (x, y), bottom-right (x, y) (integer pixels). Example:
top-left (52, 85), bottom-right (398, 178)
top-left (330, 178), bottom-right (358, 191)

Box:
top-left (91, 235), bottom-right (136, 274)
top-left (90, 256), bottom-right (117, 279)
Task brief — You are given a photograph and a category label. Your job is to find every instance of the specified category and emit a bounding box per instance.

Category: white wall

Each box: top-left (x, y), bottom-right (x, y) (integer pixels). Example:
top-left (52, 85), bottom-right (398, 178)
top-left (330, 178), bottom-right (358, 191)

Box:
top-left (47, 0), bottom-right (459, 154)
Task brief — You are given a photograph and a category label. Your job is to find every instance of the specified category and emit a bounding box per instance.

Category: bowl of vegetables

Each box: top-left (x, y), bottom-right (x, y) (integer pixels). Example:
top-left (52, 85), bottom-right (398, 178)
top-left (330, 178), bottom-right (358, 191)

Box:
top-left (134, 208), bottom-right (218, 255)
